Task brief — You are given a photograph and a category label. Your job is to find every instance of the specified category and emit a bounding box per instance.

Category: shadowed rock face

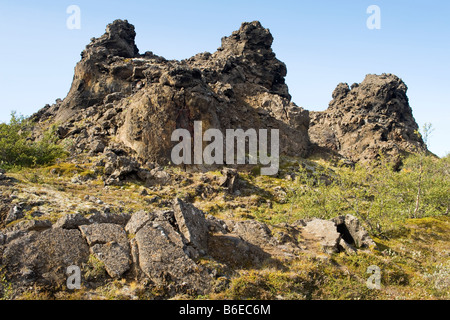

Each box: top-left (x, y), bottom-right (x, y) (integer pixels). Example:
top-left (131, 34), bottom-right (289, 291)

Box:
top-left (309, 74), bottom-right (426, 164)
top-left (40, 20), bottom-right (310, 165)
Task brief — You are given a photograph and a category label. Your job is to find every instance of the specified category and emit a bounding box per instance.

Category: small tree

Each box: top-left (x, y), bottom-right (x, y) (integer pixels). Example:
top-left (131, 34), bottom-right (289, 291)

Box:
top-left (413, 123), bottom-right (434, 218)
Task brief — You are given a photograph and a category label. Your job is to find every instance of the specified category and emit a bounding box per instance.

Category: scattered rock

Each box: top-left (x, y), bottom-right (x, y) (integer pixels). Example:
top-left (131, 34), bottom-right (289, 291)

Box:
top-left (332, 214), bottom-right (377, 249)
top-left (0, 191), bottom-right (378, 297)
top-left (303, 219), bottom-right (341, 254)
top-left (2, 228), bottom-right (90, 286)
top-left (54, 213), bottom-right (90, 229)
top-left (134, 222), bottom-right (212, 295)
top-left (79, 223), bottom-right (131, 278)
top-left (173, 198), bottom-right (208, 255)
top-left (219, 168), bottom-right (239, 193)
top-left (5, 205), bottom-right (24, 224)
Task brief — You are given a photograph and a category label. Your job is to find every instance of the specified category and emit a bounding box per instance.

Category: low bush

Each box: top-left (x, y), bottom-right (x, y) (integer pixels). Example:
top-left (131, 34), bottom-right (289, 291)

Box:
top-left (0, 112), bottom-right (66, 168)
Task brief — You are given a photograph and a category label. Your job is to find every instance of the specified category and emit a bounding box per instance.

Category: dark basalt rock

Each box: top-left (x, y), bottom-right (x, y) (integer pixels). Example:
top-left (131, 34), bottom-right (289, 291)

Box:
top-left (309, 73), bottom-right (426, 163)
top-left (34, 20), bottom-right (310, 166)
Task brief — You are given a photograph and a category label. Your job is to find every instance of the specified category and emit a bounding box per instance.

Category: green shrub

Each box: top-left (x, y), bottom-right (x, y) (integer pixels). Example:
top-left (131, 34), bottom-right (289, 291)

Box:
top-left (286, 154), bottom-right (449, 237)
top-left (0, 112), bottom-right (66, 168)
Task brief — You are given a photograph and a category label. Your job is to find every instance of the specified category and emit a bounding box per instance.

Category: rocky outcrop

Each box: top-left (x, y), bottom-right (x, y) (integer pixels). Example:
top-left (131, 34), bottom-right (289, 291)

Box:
top-left (303, 219), bottom-right (341, 254)
top-left (79, 223), bottom-right (131, 278)
top-left (309, 74), bottom-right (426, 164)
top-left (53, 20), bottom-right (139, 123)
top-left (31, 20), bottom-right (429, 170)
top-left (35, 20), bottom-right (310, 168)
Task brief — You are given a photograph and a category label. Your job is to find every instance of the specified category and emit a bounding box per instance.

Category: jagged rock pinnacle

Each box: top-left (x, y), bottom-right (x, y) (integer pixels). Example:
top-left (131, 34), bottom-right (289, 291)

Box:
top-left (43, 20), bottom-right (309, 163)
top-left (309, 73), bottom-right (425, 164)
top-left (220, 21), bottom-right (274, 54)
top-left (83, 19), bottom-right (139, 59)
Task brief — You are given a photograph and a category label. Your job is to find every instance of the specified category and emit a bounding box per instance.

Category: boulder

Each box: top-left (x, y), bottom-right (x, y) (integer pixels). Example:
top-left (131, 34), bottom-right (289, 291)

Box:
top-left (303, 219), bottom-right (341, 253)
top-left (332, 214), bottom-right (376, 249)
top-left (2, 230), bottom-right (27, 245)
top-left (54, 213), bottom-right (90, 229)
top-left (89, 242), bottom-right (131, 279)
top-left (309, 74), bottom-right (427, 163)
top-left (5, 205), bottom-right (24, 225)
top-left (87, 211), bottom-right (131, 226)
top-left (207, 233), bottom-right (271, 268)
top-left (2, 228), bottom-right (90, 286)
top-left (134, 222), bottom-right (212, 295)
top-left (230, 220), bottom-right (277, 248)
top-left (90, 140), bottom-right (106, 154)
top-left (6, 219), bottom-right (52, 233)
top-left (218, 168), bottom-right (239, 193)
top-left (125, 210), bottom-right (155, 234)
top-left (79, 223), bottom-right (131, 278)
top-left (173, 198), bottom-right (209, 254)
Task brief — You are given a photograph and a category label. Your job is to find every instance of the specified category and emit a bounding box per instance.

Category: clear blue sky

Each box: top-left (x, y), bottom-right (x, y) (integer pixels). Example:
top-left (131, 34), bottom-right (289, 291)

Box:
top-left (0, 0), bottom-right (448, 156)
